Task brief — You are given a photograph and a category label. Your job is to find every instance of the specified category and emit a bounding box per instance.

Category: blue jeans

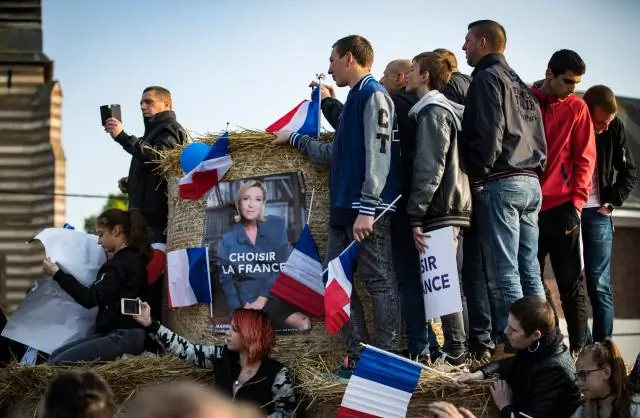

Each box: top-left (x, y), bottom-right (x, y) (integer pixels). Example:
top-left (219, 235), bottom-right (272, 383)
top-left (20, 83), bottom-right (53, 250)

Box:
top-left (581, 207), bottom-right (614, 343)
top-left (391, 210), bottom-right (439, 355)
top-left (462, 187), bottom-right (502, 352)
top-left (324, 215), bottom-right (401, 362)
top-left (480, 175), bottom-right (545, 335)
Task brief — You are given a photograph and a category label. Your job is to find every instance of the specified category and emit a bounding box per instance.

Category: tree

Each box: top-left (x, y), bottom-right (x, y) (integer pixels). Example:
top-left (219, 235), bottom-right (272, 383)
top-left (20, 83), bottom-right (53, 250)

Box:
top-left (83, 193), bottom-right (129, 234)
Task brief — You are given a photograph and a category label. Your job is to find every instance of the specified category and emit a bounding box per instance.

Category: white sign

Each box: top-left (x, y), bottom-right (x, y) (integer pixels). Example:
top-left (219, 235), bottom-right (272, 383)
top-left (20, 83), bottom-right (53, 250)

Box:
top-left (419, 226), bottom-right (463, 319)
top-left (2, 279), bottom-right (98, 354)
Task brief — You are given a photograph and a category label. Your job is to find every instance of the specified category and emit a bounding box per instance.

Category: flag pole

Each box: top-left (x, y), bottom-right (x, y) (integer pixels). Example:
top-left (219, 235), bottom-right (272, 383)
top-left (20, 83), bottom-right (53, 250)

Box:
top-left (306, 188), bottom-right (315, 225)
top-left (359, 343), bottom-right (456, 380)
top-left (322, 194), bottom-right (401, 275)
top-left (315, 73), bottom-right (325, 139)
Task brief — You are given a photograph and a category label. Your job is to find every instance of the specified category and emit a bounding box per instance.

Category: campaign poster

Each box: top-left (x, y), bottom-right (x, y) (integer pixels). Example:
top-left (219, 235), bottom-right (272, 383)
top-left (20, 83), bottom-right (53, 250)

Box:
top-left (202, 172), bottom-right (312, 333)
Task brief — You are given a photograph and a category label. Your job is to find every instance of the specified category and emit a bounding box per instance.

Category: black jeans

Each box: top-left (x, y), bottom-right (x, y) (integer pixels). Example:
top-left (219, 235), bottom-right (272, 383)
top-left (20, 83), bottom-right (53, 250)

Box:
top-left (538, 202), bottom-right (588, 352)
top-left (324, 215), bottom-right (400, 362)
top-left (48, 328), bottom-right (146, 365)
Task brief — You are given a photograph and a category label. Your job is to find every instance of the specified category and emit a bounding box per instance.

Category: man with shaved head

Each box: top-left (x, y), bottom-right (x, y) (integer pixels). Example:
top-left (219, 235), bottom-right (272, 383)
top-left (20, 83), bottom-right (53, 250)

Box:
top-left (460, 20), bottom-right (548, 354)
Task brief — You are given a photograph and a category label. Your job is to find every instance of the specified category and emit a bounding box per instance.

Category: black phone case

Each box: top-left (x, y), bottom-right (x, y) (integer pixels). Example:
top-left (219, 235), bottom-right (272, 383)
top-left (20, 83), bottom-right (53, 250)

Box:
top-left (100, 104), bottom-right (122, 126)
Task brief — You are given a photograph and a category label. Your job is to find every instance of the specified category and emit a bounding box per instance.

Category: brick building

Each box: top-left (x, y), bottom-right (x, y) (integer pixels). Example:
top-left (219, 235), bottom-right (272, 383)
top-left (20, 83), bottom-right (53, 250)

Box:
top-left (0, 0), bottom-right (66, 309)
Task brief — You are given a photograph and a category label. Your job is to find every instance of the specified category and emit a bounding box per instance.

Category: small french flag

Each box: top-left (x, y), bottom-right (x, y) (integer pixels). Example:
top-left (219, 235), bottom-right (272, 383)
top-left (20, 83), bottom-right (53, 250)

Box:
top-left (266, 87), bottom-right (320, 137)
top-left (179, 132), bottom-right (233, 200)
top-left (166, 247), bottom-right (212, 308)
top-left (270, 225), bottom-right (324, 317)
top-left (338, 345), bottom-right (422, 418)
top-left (324, 243), bottom-right (358, 336)
top-left (147, 243), bottom-right (167, 285)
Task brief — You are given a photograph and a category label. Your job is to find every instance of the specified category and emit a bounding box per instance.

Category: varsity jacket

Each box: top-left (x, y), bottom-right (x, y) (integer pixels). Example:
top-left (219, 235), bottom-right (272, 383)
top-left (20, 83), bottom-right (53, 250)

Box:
top-left (288, 74), bottom-right (400, 225)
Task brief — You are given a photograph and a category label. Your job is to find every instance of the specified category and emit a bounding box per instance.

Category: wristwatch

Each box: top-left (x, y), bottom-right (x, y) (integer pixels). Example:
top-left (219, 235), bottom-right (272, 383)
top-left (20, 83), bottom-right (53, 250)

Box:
top-left (603, 203), bottom-right (615, 213)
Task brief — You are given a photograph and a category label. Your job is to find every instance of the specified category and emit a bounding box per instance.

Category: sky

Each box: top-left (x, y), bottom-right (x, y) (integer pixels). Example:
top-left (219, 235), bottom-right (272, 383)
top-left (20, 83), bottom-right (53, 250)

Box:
top-left (41, 0), bottom-right (640, 231)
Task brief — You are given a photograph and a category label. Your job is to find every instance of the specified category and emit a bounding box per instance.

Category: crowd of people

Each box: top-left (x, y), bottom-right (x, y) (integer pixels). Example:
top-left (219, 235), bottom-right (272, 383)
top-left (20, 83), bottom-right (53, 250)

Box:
top-left (1, 16), bottom-right (639, 418)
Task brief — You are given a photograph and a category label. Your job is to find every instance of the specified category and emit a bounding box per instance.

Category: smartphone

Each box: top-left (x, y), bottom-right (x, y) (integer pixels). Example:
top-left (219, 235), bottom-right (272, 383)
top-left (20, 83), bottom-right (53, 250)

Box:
top-left (100, 104), bottom-right (122, 126)
top-left (120, 298), bottom-right (141, 316)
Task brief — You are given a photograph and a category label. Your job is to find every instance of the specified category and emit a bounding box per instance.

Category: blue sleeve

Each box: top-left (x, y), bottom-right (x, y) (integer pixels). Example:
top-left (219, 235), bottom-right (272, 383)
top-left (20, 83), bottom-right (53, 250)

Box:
top-left (217, 238), bottom-right (241, 311)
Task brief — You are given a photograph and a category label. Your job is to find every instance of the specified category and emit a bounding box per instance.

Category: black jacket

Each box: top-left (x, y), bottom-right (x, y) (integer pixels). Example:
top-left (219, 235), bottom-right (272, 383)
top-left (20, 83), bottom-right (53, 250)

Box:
top-left (116, 111), bottom-right (188, 229)
top-left (441, 71), bottom-right (472, 105)
top-left (53, 247), bottom-right (148, 334)
top-left (461, 53), bottom-right (547, 182)
top-left (595, 116), bottom-right (637, 207)
top-left (406, 97), bottom-right (471, 231)
top-left (320, 89), bottom-right (419, 210)
top-left (480, 328), bottom-right (581, 418)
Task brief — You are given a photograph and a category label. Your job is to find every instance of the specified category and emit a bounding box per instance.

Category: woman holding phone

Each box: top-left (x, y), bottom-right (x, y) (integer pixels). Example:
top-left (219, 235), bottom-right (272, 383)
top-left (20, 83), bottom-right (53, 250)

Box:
top-left (42, 208), bottom-right (150, 364)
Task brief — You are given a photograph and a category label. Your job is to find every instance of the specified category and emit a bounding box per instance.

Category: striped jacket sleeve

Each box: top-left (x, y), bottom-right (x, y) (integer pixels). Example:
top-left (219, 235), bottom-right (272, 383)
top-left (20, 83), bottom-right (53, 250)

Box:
top-left (149, 322), bottom-right (223, 370)
top-left (288, 133), bottom-right (332, 164)
top-left (359, 91), bottom-right (395, 216)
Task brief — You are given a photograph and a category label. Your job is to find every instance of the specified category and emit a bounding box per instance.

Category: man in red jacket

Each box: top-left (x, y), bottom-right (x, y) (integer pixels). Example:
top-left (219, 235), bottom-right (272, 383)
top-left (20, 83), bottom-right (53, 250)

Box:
top-left (530, 49), bottom-right (596, 355)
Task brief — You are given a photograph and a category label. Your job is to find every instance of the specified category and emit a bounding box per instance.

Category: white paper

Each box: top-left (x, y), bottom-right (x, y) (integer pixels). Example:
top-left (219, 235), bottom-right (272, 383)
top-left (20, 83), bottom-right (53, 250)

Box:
top-left (33, 228), bottom-right (107, 286)
top-left (419, 226), bottom-right (463, 319)
top-left (2, 279), bottom-right (98, 354)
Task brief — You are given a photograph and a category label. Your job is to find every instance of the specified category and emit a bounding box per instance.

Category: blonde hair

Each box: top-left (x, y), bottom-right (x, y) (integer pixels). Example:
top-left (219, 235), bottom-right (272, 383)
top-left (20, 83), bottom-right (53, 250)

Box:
top-left (234, 180), bottom-right (268, 223)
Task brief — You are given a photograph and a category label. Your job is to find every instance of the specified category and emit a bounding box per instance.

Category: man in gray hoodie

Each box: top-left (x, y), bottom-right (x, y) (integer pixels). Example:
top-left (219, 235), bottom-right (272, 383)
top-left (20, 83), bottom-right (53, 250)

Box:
top-left (405, 51), bottom-right (471, 364)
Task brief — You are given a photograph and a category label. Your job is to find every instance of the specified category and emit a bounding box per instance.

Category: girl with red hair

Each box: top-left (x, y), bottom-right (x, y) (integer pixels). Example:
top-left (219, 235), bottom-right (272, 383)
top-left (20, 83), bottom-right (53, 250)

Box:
top-left (134, 303), bottom-right (296, 417)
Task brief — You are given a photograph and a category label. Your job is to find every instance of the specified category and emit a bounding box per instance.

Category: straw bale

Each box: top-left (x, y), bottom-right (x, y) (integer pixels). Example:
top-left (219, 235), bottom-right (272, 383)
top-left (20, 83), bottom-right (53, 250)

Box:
top-left (295, 356), bottom-right (499, 418)
top-left (0, 355), bottom-right (212, 411)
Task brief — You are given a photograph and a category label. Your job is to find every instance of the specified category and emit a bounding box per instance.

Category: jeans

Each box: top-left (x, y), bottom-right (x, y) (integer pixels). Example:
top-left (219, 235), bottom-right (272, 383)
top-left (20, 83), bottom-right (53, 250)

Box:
top-left (48, 328), bottom-right (146, 365)
top-left (480, 175), bottom-right (545, 336)
top-left (539, 201), bottom-right (588, 352)
top-left (391, 210), bottom-right (439, 355)
top-left (325, 215), bottom-right (400, 362)
top-left (462, 187), bottom-right (501, 352)
top-left (440, 226), bottom-right (467, 356)
top-left (581, 207), bottom-right (614, 343)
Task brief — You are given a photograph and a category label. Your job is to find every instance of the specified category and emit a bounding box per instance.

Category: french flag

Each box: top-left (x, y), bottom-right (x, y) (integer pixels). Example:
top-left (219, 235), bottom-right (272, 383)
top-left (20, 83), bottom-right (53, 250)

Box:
top-left (147, 243), bottom-right (166, 285)
top-left (266, 87), bottom-right (320, 137)
top-left (179, 132), bottom-right (233, 200)
top-left (270, 225), bottom-right (324, 317)
top-left (166, 247), bottom-right (212, 308)
top-left (338, 345), bottom-right (422, 418)
top-left (324, 243), bottom-right (358, 336)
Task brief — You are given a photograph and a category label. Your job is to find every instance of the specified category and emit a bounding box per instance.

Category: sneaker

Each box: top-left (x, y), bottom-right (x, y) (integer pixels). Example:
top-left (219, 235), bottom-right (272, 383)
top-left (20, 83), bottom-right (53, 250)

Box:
top-left (401, 348), bottom-right (431, 363)
top-left (469, 350), bottom-right (492, 371)
top-left (431, 349), bottom-right (467, 366)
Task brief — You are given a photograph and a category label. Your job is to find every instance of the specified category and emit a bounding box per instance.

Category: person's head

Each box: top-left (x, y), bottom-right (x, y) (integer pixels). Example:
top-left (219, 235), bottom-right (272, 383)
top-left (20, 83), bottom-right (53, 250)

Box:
top-left (328, 35), bottom-right (374, 88)
top-left (463, 20), bottom-right (507, 67)
top-left (379, 59), bottom-right (412, 92)
top-left (406, 52), bottom-right (454, 94)
top-left (140, 86), bottom-right (172, 118)
top-left (544, 49), bottom-right (586, 99)
top-left (433, 48), bottom-right (459, 71)
top-left (504, 296), bottom-right (555, 350)
top-left (126, 381), bottom-right (261, 418)
top-left (234, 180), bottom-right (267, 223)
top-left (575, 340), bottom-right (637, 405)
top-left (40, 371), bottom-right (115, 418)
top-left (95, 208), bottom-right (152, 263)
top-left (225, 308), bottom-right (276, 362)
top-left (583, 85), bottom-right (618, 134)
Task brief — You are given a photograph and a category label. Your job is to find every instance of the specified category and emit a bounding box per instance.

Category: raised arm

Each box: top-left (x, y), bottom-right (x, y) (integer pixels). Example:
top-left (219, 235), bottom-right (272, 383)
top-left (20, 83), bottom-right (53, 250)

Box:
top-left (53, 265), bottom-right (124, 309)
top-left (115, 125), bottom-right (186, 164)
top-left (288, 133), bottom-right (333, 165)
top-left (148, 321), bottom-right (223, 369)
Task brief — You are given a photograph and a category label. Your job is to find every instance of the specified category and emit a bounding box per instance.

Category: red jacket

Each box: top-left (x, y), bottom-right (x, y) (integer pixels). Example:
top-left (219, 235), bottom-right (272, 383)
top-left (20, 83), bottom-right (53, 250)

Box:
top-left (530, 84), bottom-right (596, 212)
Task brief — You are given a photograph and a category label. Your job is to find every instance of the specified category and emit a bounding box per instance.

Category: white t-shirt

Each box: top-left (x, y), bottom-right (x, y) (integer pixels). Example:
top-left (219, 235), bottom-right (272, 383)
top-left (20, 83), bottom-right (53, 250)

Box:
top-left (585, 167), bottom-right (600, 208)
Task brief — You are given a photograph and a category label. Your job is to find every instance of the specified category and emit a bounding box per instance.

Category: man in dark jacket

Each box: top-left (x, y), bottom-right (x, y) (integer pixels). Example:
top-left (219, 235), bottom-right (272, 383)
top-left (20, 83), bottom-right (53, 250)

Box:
top-left (460, 20), bottom-right (548, 346)
top-left (405, 51), bottom-right (471, 365)
top-left (581, 85), bottom-right (637, 343)
top-left (433, 48), bottom-right (471, 105)
top-left (105, 86), bottom-right (187, 326)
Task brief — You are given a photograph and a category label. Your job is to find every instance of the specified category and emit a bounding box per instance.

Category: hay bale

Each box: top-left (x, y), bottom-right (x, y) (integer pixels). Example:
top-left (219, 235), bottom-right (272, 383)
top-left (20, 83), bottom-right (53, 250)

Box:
top-left (295, 356), bottom-right (499, 418)
top-left (0, 355), bottom-right (212, 412)
top-left (158, 130), bottom-right (345, 366)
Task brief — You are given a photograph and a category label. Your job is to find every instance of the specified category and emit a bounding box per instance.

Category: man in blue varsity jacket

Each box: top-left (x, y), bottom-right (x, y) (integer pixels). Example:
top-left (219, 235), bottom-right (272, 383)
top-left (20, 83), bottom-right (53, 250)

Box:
top-left (273, 35), bottom-right (401, 377)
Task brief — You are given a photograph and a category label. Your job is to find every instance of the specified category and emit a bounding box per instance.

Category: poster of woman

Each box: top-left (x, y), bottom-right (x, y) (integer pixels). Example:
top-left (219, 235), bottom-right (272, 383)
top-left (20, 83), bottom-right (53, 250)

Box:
top-left (202, 173), bottom-right (311, 333)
